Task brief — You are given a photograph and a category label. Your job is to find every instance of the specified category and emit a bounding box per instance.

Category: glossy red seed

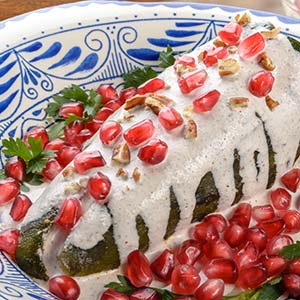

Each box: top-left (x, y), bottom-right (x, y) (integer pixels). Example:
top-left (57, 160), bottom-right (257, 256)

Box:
top-left (256, 218), bottom-right (285, 238)
top-left (266, 234), bottom-right (293, 256)
top-left (56, 146), bottom-right (81, 168)
top-left (64, 120), bottom-right (85, 146)
top-left (283, 210), bottom-right (300, 233)
top-left (99, 121), bottom-right (122, 146)
top-left (260, 255), bottom-right (287, 278)
top-left (45, 139), bottom-right (65, 152)
top-left (171, 264), bottom-right (200, 295)
top-left (124, 119), bottom-right (155, 147)
top-left (150, 249), bottom-right (175, 282)
top-left (202, 239), bottom-right (233, 260)
top-left (9, 194), bottom-right (32, 222)
top-left (176, 239), bottom-right (202, 266)
top-left (270, 188), bottom-right (291, 210)
top-left (48, 275), bottom-right (80, 300)
top-left (59, 102), bottom-right (84, 118)
top-left (193, 222), bottom-right (219, 244)
top-left (203, 214), bottom-right (228, 233)
top-left (204, 258), bottom-right (238, 284)
top-left (23, 126), bottom-right (49, 149)
top-left (287, 259), bottom-right (300, 275)
top-left (138, 139), bottom-right (168, 165)
top-left (97, 84), bottom-right (118, 104)
top-left (105, 100), bottom-right (121, 112)
top-left (42, 158), bottom-right (63, 181)
top-left (248, 70), bottom-right (275, 98)
top-left (193, 90), bottom-right (221, 113)
top-left (85, 119), bottom-right (103, 134)
top-left (252, 205), bottom-right (275, 222)
top-left (0, 229), bottom-right (20, 257)
top-left (127, 250), bottom-right (153, 288)
top-left (229, 203), bottom-right (252, 228)
top-left (55, 198), bottom-right (82, 231)
top-left (194, 279), bottom-right (224, 300)
top-left (100, 289), bottom-right (129, 300)
top-left (218, 22), bottom-right (243, 45)
top-left (158, 107), bottom-right (183, 131)
top-left (224, 223), bottom-right (247, 248)
top-left (75, 129), bottom-right (93, 146)
top-left (238, 32), bottom-right (265, 59)
top-left (74, 151), bottom-right (106, 174)
top-left (203, 47), bottom-right (228, 67)
top-left (129, 288), bottom-right (161, 300)
top-left (5, 156), bottom-right (26, 182)
top-left (235, 242), bottom-right (259, 270)
top-left (236, 265), bottom-right (267, 289)
top-left (246, 227), bottom-right (268, 252)
top-left (119, 87), bottom-right (138, 105)
top-left (0, 178), bottom-right (20, 205)
top-left (138, 78), bottom-right (165, 95)
top-left (95, 107), bottom-right (114, 122)
top-left (281, 169), bottom-right (300, 192)
top-left (178, 69), bottom-right (207, 94)
top-left (283, 274), bottom-right (300, 298)
top-left (87, 172), bottom-right (111, 204)
top-left (174, 55), bottom-right (196, 69)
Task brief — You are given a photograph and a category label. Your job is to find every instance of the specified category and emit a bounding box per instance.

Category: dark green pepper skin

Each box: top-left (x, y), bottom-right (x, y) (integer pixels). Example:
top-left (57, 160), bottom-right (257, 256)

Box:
top-left (136, 215), bottom-right (150, 253)
top-left (231, 148), bottom-right (244, 206)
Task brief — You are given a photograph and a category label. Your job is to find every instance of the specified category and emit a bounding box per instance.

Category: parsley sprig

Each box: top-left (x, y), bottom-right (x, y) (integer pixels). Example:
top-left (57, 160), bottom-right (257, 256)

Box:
top-left (158, 45), bottom-right (176, 69)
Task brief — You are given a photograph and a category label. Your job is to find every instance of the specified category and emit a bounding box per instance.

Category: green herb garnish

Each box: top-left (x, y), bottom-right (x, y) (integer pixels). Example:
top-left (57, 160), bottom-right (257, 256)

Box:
top-left (287, 36), bottom-right (300, 52)
top-left (122, 65), bottom-right (157, 88)
top-left (158, 45), bottom-right (176, 69)
top-left (280, 240), bottom-right (300, 259)
top-left (104, 275), bottom-right (135, 294)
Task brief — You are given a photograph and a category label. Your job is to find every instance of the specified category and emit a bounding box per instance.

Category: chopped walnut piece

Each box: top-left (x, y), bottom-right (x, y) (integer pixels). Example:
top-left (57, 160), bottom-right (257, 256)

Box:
top-left (44, 219), bottom-right (51, 225)
top-left (149, 93), bottom-right (174, 106)
top-left (64, 183), bottom-right (81, 194)
top-left (175, 64), bottom-right (197, 77)
top-left (198, 51), bottom-right (205, 61)
top-left (112, 143), bottom-right (131, 164)
top-left (183, 104), bottom-right (194, 119)
top-left (132, 167), bottom-right (141, 182)
top-left (213, 38), bottom-right (227, 47)
top-left (62, 166), bottom-right (76, 179)
top-left (235, 12), bottom-right (251, 26)
top-left (230, 97), bottom-right (249, 109)
top-left (124, 95), bottom-right (146, 110)
top-left (145, 97), bottom-right (165, 114)
top-left (228, 46), bottom-right (238, 54)
top-left (265, 95), bottom-right (280, 111)
top-left (218, 58), bottom-right (240, 76)
top-left (184, 120), bottom-right (198, 139)
top-left (116, 168), bottom-right (128, 179)
top-left (260, 27), bottom-right (281, 39)
top-left (257, 52), bottom-right (275, 71)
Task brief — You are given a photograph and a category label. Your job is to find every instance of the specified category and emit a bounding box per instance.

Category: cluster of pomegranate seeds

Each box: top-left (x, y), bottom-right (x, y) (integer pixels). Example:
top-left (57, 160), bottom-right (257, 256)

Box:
top-left (59, 102), bottom-right (84, 118)
top-left (87, 172), bottom-right (111, 204)
top-left (203, 47), bottom-right (228, 67)
top-left (0, 229), bottom-right (20, 258)
top-left (248, 70), bottom-right (275, 97)
top-left (178, 69), bottom-right (207, 94)
top-left (74, 151), bottom-right (106, 174)
top-left (138, 139), bottom-right (168, 165)
top-left (23, 126), bottom-right (49, 149)
top-left (218, 22), bottom-right (243, 45)
top-left (0, 178), bottom-right (20, 205)
top-left (100, 121), bottom-right (122, 146)
top-left (138, 78), bottom-right (166, 95)
top-left (48, 275), bottom-right (80, 300)
top-left (5, 156), bottom-right (26, 182)
top-left (193, 90), bottom-right (221, 113)
top-left (9, 194), bottom-right (32, 221)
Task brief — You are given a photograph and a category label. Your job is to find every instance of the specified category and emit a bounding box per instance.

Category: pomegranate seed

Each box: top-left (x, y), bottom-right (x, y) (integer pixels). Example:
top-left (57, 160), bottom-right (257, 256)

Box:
top-left (260, 255), bottom-right (287, 278)
top-left (0, 229), bottom-right (20, 258)
top-left (85, 119), bottom-right (103, 134)
top-left (48, 275), bottom-right (80, 300)
top-left (23, 126), bottom-right (49, 149)
top-left (138, 139), bottom-right (168, 165)
top-left (193, 222), bottom-right (219, 244)
top-left (150, 249), bottom-right (175, 282)
top-left (287, 259), bottom-right (300, 275)
top-left (270, 188), bottom-right (291, 210)
top-left (236, 265), bottom-right (267, 289)
top-left (283, 274), bottom-right (300, 298)
top-left (193, 90), bottom-right (221, 113)
top-left (266, 234), bottom-right (293, 256)
top-left (45, 139), bottom-right (65, 152)
top-left (105, 100), bottom-right (121, 112)
top-left (174, 55), bottom-right (196, 69)
top-left (87, 172), bottom-right (111, 204)
top-left (203, 214), bottom-right (228, 233)
top-left (203, 47), bottom-right (228, 67)
top-left (119, 87), bottom-right (138, 105)
top-left (229, 203), bottom-right (252, 228)
top-left (56, 145), bottom-right (81, 168)
top-left (55, 198), bottom-right (82, 231)
top-left (246, 227), bottom-right (267, 252)
top-left (74, 151), bottom-right (105, 174)
top-left (42, 158), bottom-right (62, 181)
top-left (281, 169), bottom-right (300, 192)
top-left (59, 102), bottom-right (84, 118)
top-left (0, 178), bottom-right (20, 205)
top-left (176, 239), bottom-right (202, 266)
top-left (194, 279), bottom-right (224, 300)
top-left (171, 264), bottom-right (200, 295)
top-left (95, 107), bottom-right (114, 122)
top-left (158, 107), bottom-right (183, 131)
top-left (5, 156), bottom-right (26, 182)
top-left (202, 239), bottom-right (233, 260)
top-left (138, 78), bottom-right (165, 95)
top-left (99, 121), bottom-right (122, 146)
top-left (9, 194), bottom-right (32, 221)
top-left (224, 223), bottom-right (247, 248)
top-left (101, 289), bottom-right (129, 300)
top-left (129, 288), bottom-right (161, 300)
top-left (178, 69), bottom-right (207, 94)
top-left (204, 258), bottom-right (238, 284)
top-left (124, 119), bottom-right (155, 147)
top-left (127, 250), bottom-right (153, 288)
top-left (218, 22), bottom-right (243, 45)
top-left (248, 70), bottom-right (275, 98)
top-left (235, 242), bottom-right (259, 270)
top-left (97, 84), bottom-right (118, 104)
top-left (75, 129), bottom-right (93, 146)
top-left (64, 120), bottom-right (85, 146)
top-left (283, 210), bottom-right (300, 233)
top-left (252, 205), bottom-right (275, 222)
top-left (256, 218), bottom-right (285, 238)
top-left (238, 32), bottom-right (265, 59)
